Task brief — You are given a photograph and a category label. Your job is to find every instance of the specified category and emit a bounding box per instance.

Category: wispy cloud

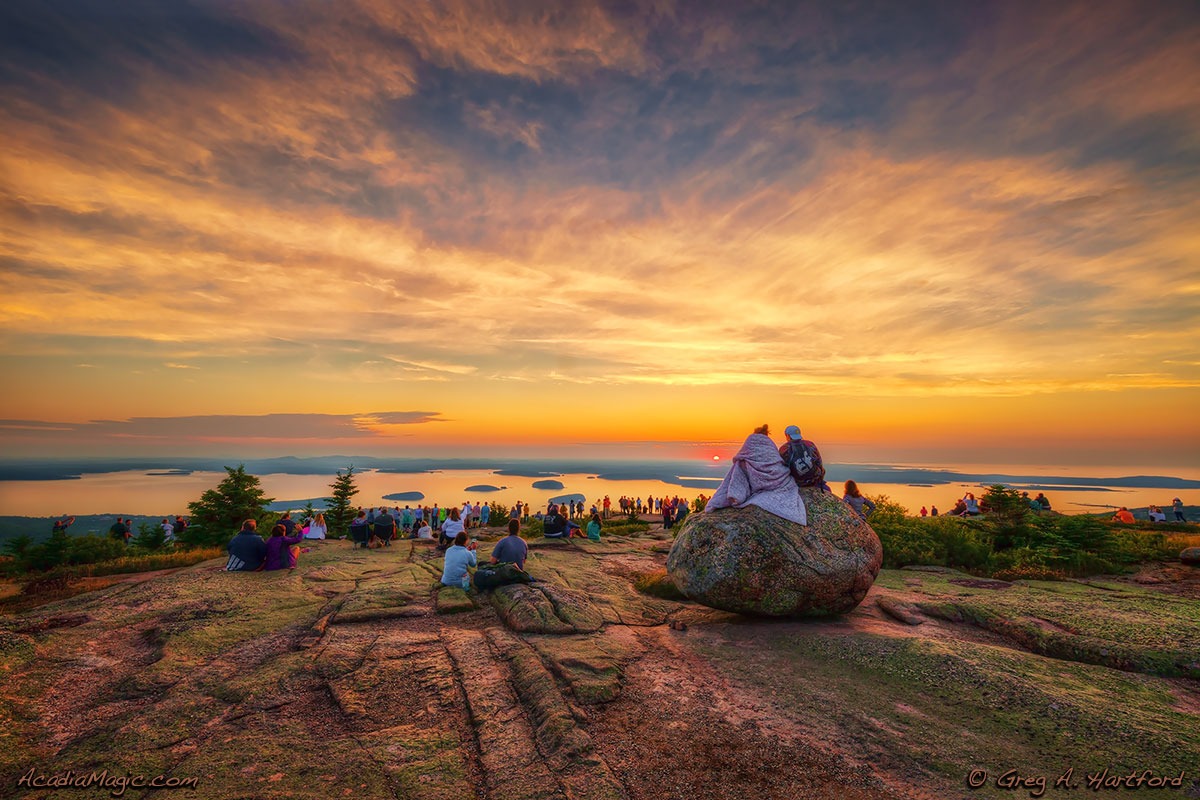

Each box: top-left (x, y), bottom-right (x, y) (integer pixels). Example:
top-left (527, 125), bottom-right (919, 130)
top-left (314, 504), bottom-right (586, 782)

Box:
top-left (0, 412), bottom-right (444, 442)
top-left (0, 0), bottom-right (1196, 459)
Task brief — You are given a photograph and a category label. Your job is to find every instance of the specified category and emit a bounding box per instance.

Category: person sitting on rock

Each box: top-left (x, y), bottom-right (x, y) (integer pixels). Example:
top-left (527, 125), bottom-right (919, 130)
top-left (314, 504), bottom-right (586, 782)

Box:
top-left (842, 480), bottom-right (876, 518)
top-left (440, 531), bottom-right (478, 590)
top-left (440, 507), bottom-right (466, 550)
top-left (264, 523), bottom-right (304, 571)
top-left (491, 519), bottom-right (529, 569)
top-left (226, 520), bottom-right (266, 571)
top-left (705, 424), bottom-right (807, 525)
top-left (1035, 492), bottom-right (1052, 511)
top-left (1112, 506), bottom-right (1135, 524)
top-left (1148, 505), bottom-right (1167, 523)
top-left (542, 504), bottom-right (570, 538)
top-left (586, 512), bottom-right (603, 541)
top-left (778, 424), bottom-right (828, 492)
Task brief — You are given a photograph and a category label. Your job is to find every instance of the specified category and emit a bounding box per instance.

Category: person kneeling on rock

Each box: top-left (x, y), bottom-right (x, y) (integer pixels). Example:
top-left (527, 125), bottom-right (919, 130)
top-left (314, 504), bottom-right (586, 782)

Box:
top-left (440, 531), bottom-right (478, 590)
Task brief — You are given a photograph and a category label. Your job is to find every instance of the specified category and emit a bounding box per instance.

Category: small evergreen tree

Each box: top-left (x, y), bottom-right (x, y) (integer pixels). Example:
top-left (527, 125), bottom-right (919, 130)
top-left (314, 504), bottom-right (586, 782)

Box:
top-left (132, 522), bottom-right (168, 551)
top-left (325, 466), bottom-right (359, 538)
top-left (982, 484), bottom-right (1032, 549)
top-left (184, 465), bottom-right (274, 547)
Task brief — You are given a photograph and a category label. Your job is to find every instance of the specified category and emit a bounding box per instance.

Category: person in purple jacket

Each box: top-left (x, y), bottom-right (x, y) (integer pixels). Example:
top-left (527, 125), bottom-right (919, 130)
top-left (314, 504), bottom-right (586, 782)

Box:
top-left (263, 523), bottom-right (304, 571)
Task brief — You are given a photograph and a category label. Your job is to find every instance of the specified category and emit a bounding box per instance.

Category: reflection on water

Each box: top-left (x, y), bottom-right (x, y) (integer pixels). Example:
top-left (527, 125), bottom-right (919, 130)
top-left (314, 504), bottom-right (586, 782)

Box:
top-left (0, 467), bottom-right (1193, 518)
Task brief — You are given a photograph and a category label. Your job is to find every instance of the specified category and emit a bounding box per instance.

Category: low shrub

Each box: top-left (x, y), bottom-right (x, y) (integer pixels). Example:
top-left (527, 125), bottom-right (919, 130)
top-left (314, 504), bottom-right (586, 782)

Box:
top-left (871, 494), bottom-right (1182, 580)
top-left (597, 520), bottom-right (651, 537)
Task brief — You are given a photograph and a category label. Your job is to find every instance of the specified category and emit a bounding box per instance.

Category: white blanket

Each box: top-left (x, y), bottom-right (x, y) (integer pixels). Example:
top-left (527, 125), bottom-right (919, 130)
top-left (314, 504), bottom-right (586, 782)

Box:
top-left (705, 433), bottom-right (807, 525)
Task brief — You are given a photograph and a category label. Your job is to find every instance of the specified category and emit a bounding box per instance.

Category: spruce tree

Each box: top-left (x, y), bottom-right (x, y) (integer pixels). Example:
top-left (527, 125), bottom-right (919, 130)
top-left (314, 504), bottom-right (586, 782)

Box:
top-left (326, 466), bottom-right (359, 538)
top-left (183, 465), bottom-right (274, 547)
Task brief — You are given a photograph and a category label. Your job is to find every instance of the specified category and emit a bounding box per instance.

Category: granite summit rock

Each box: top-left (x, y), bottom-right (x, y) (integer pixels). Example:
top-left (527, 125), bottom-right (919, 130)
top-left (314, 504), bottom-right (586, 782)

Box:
top-left (666, 489), bottom-right (882, 616)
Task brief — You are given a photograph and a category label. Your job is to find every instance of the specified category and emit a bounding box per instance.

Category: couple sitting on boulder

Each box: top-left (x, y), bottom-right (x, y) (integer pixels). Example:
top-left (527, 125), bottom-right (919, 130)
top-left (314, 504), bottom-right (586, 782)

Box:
top-left (705, 424), bottom-right (828, 525)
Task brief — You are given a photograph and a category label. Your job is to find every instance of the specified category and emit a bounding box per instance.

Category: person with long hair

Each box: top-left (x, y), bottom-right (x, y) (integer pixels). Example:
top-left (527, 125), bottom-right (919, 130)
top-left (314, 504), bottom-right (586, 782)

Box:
top-left (586, 511), bottom-right (603, 542)
top-left (440, 506), bottom-right (465, 549)
top-left (305, 513), bottom-right (327, 540)
top-left (842, 480), bottom-right (876, 518)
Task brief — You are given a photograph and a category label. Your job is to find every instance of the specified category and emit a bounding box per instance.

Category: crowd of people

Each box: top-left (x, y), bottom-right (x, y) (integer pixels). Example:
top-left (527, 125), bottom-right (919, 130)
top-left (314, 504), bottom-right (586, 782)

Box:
top-left (220, 435), bottom-right (1193, 577)
top-left (103, 515), bottom-right (190, 545)
top-left (1113, 498), bottom-right (1188, 524)
top-left (221, 493), bottom-right (708, 575)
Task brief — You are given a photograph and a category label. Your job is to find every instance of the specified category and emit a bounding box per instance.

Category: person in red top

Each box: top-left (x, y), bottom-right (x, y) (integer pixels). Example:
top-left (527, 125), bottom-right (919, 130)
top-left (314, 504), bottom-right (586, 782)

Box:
top-left (1111, 507), bottom-right (1135, 524)
top-left (602, 495), bottom-right (611, 519)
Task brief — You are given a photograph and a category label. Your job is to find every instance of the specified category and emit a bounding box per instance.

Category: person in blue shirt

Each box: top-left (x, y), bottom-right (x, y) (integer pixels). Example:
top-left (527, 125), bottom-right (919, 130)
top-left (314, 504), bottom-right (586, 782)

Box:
top-left (440, 531), bottom-right (478, 589)
top-left (491, 519), bottom-right (529, 569)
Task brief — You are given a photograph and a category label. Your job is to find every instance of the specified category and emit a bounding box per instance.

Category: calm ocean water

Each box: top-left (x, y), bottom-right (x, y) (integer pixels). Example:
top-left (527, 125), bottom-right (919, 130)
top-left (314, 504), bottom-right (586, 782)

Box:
top-left (1, 463), bottom-right (1196, 520)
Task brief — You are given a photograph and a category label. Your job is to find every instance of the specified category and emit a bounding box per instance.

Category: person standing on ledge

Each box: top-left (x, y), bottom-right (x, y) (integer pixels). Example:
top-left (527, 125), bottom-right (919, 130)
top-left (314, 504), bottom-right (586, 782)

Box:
top-left (778, 425), bottom-right (828, 492)
top-left (1173, 498), bottom-right (1187, 522)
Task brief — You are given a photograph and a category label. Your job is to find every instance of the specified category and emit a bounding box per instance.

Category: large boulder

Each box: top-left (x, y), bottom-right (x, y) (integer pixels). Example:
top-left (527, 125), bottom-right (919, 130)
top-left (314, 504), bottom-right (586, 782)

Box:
top-left (666, 489), bottom-right (882, 616)
top-left (1181, 547), bottom-right (1200, 567)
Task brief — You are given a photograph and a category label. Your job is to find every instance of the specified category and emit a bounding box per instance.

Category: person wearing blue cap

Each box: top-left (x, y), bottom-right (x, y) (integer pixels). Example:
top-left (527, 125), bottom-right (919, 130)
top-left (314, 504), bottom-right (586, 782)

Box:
top-left (779, 425), bottom-right (828, 491)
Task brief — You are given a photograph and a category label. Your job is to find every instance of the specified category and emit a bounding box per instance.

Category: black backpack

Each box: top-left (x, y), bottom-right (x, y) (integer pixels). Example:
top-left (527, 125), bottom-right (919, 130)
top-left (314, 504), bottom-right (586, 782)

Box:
top-left (785, 440), bottom-right (817, 482)
top-left (473, 562), bottom-right (533, 591)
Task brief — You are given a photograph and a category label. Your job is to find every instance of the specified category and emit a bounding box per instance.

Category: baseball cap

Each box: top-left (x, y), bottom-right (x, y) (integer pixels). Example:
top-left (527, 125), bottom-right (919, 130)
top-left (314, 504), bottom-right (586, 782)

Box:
top-left (785, 425), bottom-right (803, 441)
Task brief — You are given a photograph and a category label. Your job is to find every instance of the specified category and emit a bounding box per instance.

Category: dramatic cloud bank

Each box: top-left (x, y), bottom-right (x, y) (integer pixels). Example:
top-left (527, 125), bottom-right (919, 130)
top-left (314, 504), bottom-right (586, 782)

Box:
top-left (1, 0), bottom-right (1197, 464)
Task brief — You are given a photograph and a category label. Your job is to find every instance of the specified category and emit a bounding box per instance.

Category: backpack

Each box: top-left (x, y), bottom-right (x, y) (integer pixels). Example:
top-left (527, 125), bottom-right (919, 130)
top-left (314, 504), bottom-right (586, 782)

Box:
top-left (784, 440), bottom-right (818, 484)
top-left (473, 562), bottom-right (532, 591)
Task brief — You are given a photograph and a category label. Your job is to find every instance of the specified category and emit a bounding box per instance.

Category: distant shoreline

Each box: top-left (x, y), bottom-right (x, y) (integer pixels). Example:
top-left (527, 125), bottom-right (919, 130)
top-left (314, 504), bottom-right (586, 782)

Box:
top-left (1, 456), bottom-right (1198, 490)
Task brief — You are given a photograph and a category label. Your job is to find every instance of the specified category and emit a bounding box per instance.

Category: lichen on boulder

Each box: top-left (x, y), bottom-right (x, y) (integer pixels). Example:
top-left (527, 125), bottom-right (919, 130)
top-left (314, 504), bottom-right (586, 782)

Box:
top-left (666, 489), bottom-right (882, 617)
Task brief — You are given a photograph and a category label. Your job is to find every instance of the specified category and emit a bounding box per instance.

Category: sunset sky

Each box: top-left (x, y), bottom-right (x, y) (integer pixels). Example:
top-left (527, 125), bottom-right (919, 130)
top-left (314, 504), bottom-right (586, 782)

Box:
top-left (1, 1), bottom-right (1198, 469)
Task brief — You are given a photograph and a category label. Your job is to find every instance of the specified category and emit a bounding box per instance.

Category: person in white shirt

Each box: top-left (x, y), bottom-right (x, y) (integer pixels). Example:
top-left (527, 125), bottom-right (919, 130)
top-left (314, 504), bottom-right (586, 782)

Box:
top-left (440, 507), bottom-right (466, 549)
top-left (305, 513), bottom-right (328, 539)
